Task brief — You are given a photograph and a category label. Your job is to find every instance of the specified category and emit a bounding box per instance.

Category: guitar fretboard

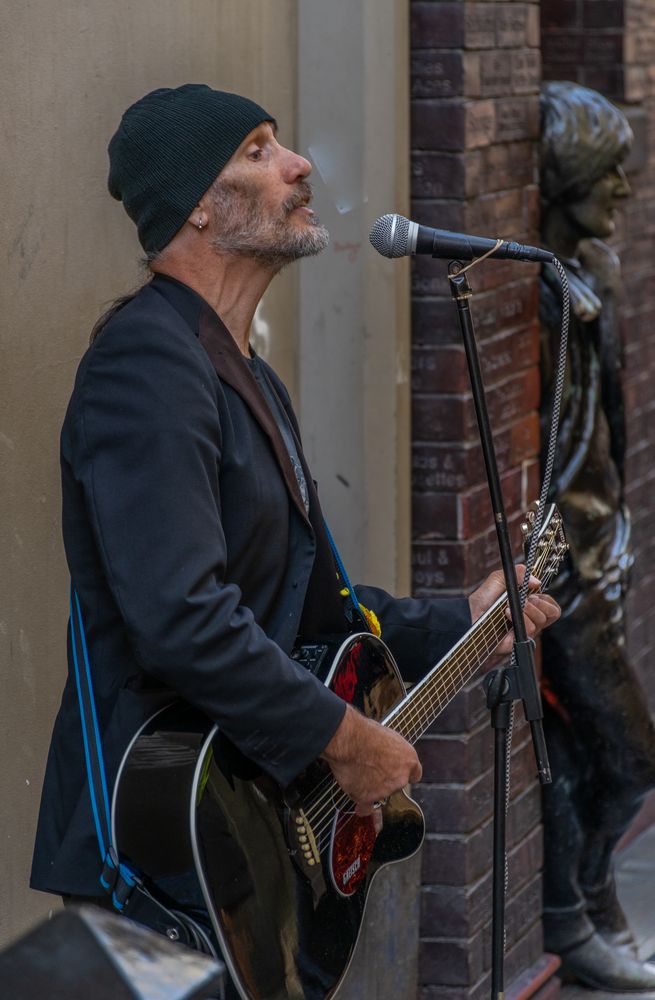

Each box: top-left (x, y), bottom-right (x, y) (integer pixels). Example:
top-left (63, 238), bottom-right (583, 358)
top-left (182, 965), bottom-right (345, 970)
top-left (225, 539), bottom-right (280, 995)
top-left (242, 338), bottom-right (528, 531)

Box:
top-left (383, 592), bottom-right (510, 745)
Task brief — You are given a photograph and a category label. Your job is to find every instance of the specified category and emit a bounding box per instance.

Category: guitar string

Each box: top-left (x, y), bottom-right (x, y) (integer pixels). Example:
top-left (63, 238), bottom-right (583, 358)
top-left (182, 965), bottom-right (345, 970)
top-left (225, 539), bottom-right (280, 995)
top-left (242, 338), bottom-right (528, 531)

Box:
top-left (306, 617), bottom-right (507, 850)
top-left (388, 538), bottom-right (563, 754)
top-left (318, 587), bottom-right (510, 851)
top-left (300, 537), bottom-right (564, 843)
top-left (312, 618), bottom-right (507, 853)
top-left (393, 535), bottom-right (564, 743)
top-left (302, 545), bottom-right (564, 845)
top-left (394, 556), bottom-right (562, 749)
top-left (301, 561), bottom-right (539, 818)
top-left (301, 547), bottom-right (556, 825)
top-left (301, 540), bottom-right (564, 848)
top-left (311, 621), bottom-right (545, 851)
top-left (302, 593), bottom-right (511, 822)
top-left (304, 576), bottom-right (559, 850)
top-left (308, 553), bottom-right (562, 852)
top-left (391, 552), bottom-right (563, 744)
top-left (300, 532), bottom-right (565, 822)
top-left (313, 611), bottom-right (509, 852)
top-left (303, 526), bottom-right (564, 824)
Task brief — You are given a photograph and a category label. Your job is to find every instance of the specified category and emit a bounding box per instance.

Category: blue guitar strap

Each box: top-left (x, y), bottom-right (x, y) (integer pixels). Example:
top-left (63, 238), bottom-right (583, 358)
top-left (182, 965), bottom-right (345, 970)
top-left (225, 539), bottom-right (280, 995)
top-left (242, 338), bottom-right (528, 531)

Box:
top-left (69, 586), bottom-right (139, 908)
top-left (323, 520), bottom-right (369, 631)
top-left (69, 585), bottom-right (195, 943)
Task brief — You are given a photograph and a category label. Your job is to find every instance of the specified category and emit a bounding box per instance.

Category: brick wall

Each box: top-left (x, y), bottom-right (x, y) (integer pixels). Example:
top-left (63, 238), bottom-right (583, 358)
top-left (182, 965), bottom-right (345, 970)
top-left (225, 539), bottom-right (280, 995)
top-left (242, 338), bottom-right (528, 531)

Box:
top-left (541, 1), bottom-right (655, 710)
top-left (410, 3), bottom-right (549, 997)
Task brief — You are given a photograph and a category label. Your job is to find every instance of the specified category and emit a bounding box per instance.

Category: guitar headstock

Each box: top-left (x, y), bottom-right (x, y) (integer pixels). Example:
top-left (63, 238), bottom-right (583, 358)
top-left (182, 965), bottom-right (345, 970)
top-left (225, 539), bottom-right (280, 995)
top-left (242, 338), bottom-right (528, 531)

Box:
top-left (520, 502), bottom-right (568, 590)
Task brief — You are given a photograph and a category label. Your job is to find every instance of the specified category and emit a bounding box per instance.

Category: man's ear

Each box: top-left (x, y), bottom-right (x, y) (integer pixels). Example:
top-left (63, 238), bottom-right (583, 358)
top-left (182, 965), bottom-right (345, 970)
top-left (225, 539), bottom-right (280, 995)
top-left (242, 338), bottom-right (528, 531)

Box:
top-left (188, 204), bottom-right (207, 231)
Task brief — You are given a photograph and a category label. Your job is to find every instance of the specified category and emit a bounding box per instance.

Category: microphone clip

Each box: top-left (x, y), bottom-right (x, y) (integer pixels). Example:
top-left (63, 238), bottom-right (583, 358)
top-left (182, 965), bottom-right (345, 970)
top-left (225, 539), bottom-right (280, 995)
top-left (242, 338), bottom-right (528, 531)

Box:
top-left (448, 239), bottom-right (504, 278)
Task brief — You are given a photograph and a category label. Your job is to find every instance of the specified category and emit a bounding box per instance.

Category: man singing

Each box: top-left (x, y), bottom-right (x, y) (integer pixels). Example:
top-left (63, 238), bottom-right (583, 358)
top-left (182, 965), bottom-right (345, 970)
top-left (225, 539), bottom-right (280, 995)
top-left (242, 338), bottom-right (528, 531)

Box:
top-left (31, 84), bottom-right (558, 996)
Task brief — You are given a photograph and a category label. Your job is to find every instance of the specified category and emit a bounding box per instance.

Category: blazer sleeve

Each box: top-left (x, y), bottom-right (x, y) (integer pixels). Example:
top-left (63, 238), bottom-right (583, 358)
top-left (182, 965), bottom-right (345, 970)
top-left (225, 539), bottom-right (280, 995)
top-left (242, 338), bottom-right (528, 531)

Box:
top-left (354, 585), bottom-right (472, 683)
top-left (74, 319), bottom-right (345, 787)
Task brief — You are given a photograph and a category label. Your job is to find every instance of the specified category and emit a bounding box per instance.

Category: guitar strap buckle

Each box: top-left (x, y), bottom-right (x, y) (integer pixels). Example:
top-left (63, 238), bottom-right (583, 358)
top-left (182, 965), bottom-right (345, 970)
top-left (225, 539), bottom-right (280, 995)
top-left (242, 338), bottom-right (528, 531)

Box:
top-left (102, 861), bottom-right (198, 950)
top-left (100, 847), bottom-right (119, 894)
top-left (99, 848), bottom-right (138, 912)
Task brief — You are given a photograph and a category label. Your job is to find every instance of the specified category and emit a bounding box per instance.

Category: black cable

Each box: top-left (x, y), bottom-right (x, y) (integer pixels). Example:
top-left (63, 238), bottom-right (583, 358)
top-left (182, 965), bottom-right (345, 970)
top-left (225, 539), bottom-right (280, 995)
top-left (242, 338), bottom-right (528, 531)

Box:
top-left (520, 258), bottom-right (570, 596)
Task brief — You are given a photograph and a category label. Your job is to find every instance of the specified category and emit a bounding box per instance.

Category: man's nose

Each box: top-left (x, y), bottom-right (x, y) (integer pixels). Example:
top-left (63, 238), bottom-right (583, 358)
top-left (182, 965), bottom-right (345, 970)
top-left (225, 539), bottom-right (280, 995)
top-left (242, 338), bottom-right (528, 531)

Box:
top-left (282, 146), bottom-right (312, 181)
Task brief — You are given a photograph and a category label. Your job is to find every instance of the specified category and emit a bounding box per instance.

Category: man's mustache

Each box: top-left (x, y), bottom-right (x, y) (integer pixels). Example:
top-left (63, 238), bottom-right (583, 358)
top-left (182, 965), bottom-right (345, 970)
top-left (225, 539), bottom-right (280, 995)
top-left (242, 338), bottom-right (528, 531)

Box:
top-left (283, 181), bottom-right (313, 215)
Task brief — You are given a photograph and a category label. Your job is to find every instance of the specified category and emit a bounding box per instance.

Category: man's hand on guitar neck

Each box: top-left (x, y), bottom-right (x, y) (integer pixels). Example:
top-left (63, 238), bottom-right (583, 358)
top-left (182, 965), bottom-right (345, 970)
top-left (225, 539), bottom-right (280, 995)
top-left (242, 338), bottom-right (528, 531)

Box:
top-left (321, 705), bottom-right (421, 816)
top-left (469, 563), bottom-right (561, 658)
top-left (319, 565), bottom-right (560, 814)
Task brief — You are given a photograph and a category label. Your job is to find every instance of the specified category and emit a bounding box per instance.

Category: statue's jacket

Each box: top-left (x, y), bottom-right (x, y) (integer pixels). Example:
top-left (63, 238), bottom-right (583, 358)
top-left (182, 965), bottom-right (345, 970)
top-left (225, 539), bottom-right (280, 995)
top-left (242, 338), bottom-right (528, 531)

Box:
top-left (540, 240), bottom-right (632, 606)
top-left (31, 273), bottom-right (471, 896)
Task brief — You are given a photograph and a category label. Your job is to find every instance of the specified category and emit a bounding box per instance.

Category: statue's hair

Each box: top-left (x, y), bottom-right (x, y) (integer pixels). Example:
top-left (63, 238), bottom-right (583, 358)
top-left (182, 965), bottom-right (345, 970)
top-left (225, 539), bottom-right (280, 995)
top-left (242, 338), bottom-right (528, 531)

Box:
top-left (540, 81), bottom-right (633, 204)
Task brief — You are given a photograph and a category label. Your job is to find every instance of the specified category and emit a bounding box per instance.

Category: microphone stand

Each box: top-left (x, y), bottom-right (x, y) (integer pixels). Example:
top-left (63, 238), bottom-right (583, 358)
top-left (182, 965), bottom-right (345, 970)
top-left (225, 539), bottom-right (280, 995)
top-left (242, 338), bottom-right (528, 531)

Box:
top-left (446, 260), bottom-right (552, 1000)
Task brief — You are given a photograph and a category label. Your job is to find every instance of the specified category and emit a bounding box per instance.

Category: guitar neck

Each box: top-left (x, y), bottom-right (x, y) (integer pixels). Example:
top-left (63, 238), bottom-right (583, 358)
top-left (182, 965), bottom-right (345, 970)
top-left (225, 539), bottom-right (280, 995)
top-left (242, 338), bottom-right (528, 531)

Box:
top-left (382, 591), bottom-right (510, 745)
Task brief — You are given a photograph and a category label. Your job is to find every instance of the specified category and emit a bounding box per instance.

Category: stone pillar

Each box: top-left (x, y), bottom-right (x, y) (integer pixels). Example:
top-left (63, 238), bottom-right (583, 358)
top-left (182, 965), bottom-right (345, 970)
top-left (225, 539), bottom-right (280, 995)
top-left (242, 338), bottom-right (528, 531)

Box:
top-left (410, 3), bottom-right (558, 997)
top-left (298, 0), bottom-right (412, 594)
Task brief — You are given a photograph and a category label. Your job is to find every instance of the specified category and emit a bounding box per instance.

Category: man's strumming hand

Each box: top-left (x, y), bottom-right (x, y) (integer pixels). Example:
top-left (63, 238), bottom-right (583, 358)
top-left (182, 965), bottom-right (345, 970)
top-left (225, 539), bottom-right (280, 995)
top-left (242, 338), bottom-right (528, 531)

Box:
top-left (321, 705), bottom-right (421, 816)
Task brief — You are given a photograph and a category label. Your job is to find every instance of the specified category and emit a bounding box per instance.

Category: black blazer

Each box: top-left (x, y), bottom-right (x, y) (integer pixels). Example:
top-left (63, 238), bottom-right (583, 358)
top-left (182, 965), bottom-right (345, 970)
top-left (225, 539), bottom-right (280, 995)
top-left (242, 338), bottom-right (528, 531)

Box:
top-left (31, 276), bottom-right (471, 896)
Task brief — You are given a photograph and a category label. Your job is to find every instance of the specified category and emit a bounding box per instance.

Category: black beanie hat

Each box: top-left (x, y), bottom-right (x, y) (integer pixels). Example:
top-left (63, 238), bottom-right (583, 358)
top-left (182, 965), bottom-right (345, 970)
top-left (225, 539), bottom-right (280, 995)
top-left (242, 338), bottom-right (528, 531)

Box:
top-left (107, 84), bottom-right (275, 253)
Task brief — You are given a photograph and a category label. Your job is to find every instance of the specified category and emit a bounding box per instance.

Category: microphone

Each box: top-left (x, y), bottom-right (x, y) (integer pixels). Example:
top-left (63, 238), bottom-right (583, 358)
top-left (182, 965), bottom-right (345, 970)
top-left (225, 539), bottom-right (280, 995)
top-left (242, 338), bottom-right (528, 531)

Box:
top-left (369, 213), bottom-right (554, 264)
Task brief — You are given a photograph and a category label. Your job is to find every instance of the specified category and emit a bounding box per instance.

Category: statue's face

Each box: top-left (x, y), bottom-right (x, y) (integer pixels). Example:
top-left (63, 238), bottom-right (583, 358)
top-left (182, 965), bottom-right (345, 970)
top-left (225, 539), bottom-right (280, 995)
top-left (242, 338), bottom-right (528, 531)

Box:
top-left (564, 164), bottom-right (631, 240)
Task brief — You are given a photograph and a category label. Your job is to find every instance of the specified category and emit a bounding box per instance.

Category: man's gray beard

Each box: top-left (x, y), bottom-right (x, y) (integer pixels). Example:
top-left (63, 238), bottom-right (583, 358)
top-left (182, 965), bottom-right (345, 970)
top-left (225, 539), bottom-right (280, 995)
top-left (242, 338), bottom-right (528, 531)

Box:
top-left (209, 180), bottom-right (329, 270)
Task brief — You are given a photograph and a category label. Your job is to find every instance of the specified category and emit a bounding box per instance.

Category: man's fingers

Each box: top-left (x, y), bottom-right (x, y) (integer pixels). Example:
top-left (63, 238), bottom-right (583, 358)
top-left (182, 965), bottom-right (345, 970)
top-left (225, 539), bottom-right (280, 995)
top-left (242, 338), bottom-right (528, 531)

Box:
top-left (410, 760), bottom-right (423, 784)
top-left (503, 593), bottom-right (561, 641)
top-left (524, 595), bottom-right (550, 630)
top-left (514, 564), bottom-right (541, 590)
top-left (527, 593), bottom-right (561, 627)
top-left (539, 594), bottom-right (561, 620)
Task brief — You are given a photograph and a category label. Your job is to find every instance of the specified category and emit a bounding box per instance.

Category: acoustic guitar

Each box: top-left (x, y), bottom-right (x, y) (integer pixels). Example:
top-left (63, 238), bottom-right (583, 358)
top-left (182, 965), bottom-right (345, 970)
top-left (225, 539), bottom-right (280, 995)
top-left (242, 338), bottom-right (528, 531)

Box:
top-left (112, 504), bottom-right (566, 999)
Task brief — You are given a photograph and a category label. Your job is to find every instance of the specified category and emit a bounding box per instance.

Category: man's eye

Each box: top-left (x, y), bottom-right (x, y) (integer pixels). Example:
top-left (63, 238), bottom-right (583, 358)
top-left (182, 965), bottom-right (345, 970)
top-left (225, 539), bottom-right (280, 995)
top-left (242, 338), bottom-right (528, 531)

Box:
top-left (248, 148), bottom-right (263, 161)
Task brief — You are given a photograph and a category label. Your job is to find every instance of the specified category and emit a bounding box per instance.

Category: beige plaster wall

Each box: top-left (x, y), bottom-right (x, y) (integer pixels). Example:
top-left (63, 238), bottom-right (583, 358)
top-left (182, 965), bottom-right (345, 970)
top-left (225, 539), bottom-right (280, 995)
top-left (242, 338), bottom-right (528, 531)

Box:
top-left (0, 0), bottom-right (298, 945)
top-left (0, 0), bottom-right (409, 948)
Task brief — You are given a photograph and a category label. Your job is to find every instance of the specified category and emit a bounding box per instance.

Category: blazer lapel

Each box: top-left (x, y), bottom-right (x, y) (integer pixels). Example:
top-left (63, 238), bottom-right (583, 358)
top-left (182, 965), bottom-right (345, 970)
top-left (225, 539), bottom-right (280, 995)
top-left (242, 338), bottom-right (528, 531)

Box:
top-left (198, 306), bottom-right (311, 526)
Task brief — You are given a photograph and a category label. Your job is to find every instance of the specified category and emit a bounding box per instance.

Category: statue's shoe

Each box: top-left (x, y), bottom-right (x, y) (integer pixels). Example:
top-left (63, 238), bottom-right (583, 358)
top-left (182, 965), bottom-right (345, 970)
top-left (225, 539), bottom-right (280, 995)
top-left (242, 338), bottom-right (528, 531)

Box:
top-left (584, 876), bottom-right (640, 957)
top-left (598, 927), bottom-right (640, 957)
top-left (559, 933), bottom-right (655, 993)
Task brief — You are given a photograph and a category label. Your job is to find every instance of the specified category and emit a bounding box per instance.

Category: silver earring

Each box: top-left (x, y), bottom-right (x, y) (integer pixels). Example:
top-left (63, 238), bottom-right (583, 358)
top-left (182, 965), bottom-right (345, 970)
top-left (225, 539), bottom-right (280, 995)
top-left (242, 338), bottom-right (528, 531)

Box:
top-left (197, 220), bottom-right (204, 231)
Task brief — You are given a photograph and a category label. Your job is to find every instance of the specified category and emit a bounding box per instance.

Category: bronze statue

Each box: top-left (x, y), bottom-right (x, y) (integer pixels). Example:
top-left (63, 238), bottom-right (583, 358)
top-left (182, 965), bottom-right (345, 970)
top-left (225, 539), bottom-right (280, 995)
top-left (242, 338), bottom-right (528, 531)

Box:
top-left (539, 81), bottom-right (655, 992)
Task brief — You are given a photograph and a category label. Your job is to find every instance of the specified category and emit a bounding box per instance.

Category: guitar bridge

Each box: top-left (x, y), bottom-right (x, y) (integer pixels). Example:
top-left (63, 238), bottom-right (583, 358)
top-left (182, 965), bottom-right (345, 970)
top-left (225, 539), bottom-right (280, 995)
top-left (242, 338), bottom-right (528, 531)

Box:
top-left (290, 808), bottom-right (321, 867)
top-left (286, 806), bottom-right (327, 904)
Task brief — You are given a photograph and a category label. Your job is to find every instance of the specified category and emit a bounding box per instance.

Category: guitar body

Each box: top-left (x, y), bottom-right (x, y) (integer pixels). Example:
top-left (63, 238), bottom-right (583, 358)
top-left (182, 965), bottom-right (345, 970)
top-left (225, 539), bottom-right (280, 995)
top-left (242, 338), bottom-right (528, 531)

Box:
top-left (112, 634), bottom-right (425, 1000)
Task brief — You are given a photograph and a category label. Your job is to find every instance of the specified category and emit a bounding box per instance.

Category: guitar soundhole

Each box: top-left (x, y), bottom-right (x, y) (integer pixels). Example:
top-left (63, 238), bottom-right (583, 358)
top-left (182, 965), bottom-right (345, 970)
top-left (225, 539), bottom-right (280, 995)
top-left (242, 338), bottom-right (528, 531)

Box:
top-left (329, 808), bottom-right (379, 897)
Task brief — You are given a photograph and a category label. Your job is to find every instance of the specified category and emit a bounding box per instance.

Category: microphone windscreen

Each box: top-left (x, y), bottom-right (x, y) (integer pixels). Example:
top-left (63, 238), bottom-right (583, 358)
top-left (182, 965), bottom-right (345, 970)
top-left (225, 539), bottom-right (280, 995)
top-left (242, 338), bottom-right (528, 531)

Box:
top-left (369, 214), bottom-right (411, 258)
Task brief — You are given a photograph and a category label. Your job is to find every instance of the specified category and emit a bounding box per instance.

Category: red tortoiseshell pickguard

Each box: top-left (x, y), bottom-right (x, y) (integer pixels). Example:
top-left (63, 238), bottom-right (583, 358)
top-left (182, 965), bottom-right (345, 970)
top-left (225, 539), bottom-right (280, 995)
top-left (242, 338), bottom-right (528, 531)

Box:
top-left (329, 809), bottom-right (378, 896)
